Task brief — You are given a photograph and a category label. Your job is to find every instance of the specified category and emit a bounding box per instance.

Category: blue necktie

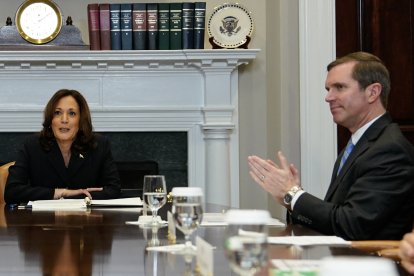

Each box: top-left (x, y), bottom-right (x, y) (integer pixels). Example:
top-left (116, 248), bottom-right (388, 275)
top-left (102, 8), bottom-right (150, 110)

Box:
top-left (337, 140), bottom-right (354, 174)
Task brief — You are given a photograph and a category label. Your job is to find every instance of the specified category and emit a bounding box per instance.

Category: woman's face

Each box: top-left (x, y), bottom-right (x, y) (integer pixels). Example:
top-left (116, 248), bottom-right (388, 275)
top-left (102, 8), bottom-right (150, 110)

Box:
top-left (51, 96), bottom-right (80, 146)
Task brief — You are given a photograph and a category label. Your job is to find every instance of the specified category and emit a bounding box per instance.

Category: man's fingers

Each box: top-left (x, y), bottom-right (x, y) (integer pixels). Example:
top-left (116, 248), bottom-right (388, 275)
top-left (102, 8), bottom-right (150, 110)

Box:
top-left (249, 171), bottom-right (266, 189)
top-left (289, 164), bottom-right (300, 186)
top-left (277, 151), bottom-right (290, 170)
top-left (248, 156), bottom-right (267, 175)
top-left (267, 159), bottom-right (279, 168)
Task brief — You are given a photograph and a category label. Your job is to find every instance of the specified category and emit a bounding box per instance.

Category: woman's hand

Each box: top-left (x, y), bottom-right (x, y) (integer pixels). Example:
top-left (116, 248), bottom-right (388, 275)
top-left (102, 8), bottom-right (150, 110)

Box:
top-left (399, 231), bottom-right (414, 274)
top-left (54, 187), bottom-right (103, 199)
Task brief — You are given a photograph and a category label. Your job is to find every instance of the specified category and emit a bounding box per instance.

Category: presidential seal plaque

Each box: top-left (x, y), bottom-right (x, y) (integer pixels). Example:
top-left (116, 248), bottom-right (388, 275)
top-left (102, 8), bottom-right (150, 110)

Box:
top-left (207, 3), bottom-right (254, 49)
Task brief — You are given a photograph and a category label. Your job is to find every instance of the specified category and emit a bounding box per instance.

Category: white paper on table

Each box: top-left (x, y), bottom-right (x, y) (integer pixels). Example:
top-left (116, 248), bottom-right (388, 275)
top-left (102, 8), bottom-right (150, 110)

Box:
top-left (89, 197), bottom-right (143, 207)
top-left (267, 235), bottom-right (351, 246)
top-left (126, 215), bottom-right (168, 226)
top-left (29, 199), bottom-right (87, 210)
top-left (29, 197), bottom-right (143, 211)
top-left (200, 212), bottom-right (286, 227)
top-left (271, 259), bottom-right (321, 273)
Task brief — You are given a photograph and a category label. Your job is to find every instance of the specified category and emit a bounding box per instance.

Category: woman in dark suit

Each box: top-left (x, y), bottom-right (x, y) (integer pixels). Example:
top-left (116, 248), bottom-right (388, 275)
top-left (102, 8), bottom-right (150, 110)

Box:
top-left (5, 89), bottom-right (121, 204)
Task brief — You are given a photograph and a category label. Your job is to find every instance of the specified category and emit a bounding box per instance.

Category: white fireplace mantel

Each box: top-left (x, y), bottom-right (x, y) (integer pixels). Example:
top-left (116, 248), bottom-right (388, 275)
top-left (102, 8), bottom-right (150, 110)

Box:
top-left (0, 49), bottom-right (259, 207)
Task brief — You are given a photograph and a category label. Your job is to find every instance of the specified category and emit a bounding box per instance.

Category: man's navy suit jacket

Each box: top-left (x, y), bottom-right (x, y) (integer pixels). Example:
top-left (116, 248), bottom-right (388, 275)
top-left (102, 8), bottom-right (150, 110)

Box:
top-left (291, 113), bottom-right (414, 240)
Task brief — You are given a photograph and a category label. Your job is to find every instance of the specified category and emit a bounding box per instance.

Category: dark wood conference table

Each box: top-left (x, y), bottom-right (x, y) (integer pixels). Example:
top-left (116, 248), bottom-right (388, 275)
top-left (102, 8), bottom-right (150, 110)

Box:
top-left (0, 203), bottom-right (408, 275)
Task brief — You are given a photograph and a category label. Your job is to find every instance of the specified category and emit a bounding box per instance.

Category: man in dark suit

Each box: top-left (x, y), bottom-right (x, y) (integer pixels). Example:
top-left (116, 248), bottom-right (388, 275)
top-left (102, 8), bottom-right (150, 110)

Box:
top-left (248, 52), bottom-right (414, 240)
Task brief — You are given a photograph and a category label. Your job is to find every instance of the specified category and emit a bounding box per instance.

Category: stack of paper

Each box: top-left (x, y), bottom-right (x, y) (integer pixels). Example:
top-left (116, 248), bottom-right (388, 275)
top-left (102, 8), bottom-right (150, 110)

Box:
top-left (271, 259), bottom-right (320, 275)
top-left (29, 199), bottom-right (87, 210)
top-left (126, 215), bottom-right (168, 227)
top-left (200, 213), bottom-right (285, 227)
top-left (90, 197), bottom-right (142, 207)
top-left (29, 197), bottom-right (143, 211)
top-left (267, 235), bottom-right (351, 246)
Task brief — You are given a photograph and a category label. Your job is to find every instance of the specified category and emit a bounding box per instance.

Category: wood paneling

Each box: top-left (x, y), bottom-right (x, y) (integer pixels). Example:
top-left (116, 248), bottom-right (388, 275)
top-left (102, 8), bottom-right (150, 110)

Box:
top-left (336, 0), bottom-right (414, 150)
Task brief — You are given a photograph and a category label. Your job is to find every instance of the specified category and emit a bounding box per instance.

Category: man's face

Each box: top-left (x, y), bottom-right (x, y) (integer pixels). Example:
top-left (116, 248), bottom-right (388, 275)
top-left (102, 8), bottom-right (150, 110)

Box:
top-left (325, 61), bottom-right (371, 132)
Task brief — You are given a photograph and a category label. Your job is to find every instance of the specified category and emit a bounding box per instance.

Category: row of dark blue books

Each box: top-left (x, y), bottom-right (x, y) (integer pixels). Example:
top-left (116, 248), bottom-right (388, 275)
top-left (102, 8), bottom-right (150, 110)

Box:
top-left (87, 2), bottom-right (206, 50)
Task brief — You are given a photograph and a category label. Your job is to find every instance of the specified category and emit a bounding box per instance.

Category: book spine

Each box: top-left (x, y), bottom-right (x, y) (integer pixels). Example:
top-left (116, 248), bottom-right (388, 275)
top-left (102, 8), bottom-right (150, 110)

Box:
top-left (193, 2), bottom-right (206, 49)
top-left (169, 3), bottom-right (182, 50)
top-left (87, 3), bottom-right (101, 50)
top-left (158, 3), bottom-right (170, 50)
top-left (99, 3), bottom-right (111, 50)
top-left (147, 3), bottom-right (158, 50)
top-left (182, 2), bottom-right (195, 49)
top-left (120, 4), bottom-right (133, 50)
top-left (110, 4), bottom-right (122, 50)
top-left (132, 3), bottom-right (147, 50)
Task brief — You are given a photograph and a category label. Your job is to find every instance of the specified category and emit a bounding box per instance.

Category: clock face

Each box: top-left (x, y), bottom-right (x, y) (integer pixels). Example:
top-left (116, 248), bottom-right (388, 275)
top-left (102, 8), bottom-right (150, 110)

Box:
top-left (15, 0), bottom-right (63, 44)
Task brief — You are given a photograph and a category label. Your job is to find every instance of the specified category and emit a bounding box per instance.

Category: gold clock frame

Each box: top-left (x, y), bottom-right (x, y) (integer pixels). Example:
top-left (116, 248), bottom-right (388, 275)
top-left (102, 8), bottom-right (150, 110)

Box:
top-left (15, 0), bottom-right (63, 45)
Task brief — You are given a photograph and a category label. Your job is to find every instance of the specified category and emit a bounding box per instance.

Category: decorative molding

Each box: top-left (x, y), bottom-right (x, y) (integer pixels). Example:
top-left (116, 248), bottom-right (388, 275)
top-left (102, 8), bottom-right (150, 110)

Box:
top-left (299, 0), bottom-right (337, 198)
top-left (0, 49), bottom-right (259, 207)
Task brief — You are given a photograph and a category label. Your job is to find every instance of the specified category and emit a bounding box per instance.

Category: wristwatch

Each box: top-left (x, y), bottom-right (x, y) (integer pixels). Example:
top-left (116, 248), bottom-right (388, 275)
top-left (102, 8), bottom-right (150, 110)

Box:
top-left (283, 186), bottom-right (302, 206)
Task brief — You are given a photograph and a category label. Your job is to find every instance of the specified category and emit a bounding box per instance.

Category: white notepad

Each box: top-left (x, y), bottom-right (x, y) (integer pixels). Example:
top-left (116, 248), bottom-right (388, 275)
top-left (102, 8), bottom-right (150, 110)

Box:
top-left (200, 212), bottom-right (285, 227)
top-left (29, 197), bottom-right (143, 210)
top-left (267, 235), bottom-right (351, 246)
top-left (29, 199), bottom-right (87, 210)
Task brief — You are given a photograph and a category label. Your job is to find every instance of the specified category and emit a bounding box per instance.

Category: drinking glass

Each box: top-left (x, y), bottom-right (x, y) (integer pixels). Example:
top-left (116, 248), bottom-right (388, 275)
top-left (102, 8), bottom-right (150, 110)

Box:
top-left (171, 187), bottom-right (204, 255)
top-left (142, 175), bottom-right (167, 227)
top-left (224, 209), bottom-right (270, 276)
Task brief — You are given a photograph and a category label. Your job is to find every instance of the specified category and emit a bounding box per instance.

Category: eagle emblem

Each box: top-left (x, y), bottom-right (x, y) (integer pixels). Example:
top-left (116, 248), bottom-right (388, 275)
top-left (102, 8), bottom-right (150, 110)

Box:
top-left (220, 16), bottom-right (241, 36)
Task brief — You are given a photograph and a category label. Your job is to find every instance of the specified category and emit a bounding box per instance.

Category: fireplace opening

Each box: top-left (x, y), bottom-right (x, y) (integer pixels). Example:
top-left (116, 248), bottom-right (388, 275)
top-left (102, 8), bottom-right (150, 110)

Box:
top-left (0, 131), bottom-right (188, 195)
top-left (117, 160), bottom-right (158, 197)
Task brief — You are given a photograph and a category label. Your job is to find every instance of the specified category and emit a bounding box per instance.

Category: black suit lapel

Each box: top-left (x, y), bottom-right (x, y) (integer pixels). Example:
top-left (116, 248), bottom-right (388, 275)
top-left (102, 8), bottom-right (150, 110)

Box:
top-left (324, 150), bottom-right (343, 200)
top-left (47, 142), bottom-right (70, 186)
top-left (68, 149), bottom-right (86, 177)
top-left (324, 113), bottom-right (392, 201)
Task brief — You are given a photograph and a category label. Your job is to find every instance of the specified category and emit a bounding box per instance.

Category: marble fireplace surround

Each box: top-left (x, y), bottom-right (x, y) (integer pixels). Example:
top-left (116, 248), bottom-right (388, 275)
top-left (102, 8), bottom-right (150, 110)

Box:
top-left (0, 49), bottom-right (258, 207)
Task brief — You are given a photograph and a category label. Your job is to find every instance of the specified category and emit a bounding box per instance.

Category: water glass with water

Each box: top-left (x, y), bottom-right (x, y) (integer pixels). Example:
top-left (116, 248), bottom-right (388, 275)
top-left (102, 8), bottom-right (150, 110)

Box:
top-left (171, 187), bottom-right (204, 255)
top-left (224, 209), bottom-right (270, 276)
top-left (142, 175), bottom-right (167, 227)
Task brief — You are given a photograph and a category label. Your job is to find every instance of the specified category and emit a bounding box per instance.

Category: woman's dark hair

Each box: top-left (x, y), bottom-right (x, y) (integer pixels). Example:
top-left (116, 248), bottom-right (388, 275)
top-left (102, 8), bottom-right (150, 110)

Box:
top-left (39, 89), bottom-right (96, 152)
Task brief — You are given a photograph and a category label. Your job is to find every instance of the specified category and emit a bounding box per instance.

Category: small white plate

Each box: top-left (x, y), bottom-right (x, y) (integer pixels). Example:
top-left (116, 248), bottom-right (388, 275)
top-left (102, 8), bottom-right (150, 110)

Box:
top-left (207, 3), bottom-right (254, 48)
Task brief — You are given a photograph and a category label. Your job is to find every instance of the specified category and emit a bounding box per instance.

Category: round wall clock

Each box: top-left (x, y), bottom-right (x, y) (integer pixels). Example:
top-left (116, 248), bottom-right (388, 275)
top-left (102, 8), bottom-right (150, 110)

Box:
top-left (208, 3), bottom-right (254, 49)
top-left (15, 0), bottom-right (63, 44)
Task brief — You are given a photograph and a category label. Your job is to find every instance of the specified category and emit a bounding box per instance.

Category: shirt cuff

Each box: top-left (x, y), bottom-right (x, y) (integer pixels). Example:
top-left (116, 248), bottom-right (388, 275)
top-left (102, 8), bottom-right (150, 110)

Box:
top-left (291, 190), bottom-right (305, 209)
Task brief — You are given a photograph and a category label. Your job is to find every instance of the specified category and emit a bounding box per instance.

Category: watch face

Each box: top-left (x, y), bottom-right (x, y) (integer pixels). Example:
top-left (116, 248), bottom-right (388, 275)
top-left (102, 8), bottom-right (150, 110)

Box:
top-left (283, 193), bottom-right (293, 205)
top-left (15, 0), bottom-right (63, 44)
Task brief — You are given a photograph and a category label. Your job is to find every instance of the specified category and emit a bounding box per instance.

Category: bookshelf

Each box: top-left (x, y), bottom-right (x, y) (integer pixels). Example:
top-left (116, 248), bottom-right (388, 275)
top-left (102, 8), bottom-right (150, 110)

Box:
top-left (0, 49), bottom-right (259, 207)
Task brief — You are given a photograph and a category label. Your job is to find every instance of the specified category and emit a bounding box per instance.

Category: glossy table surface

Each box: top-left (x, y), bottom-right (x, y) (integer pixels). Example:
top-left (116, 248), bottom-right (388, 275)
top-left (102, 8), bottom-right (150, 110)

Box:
top-left (0, 203), bottom-right (407, 275)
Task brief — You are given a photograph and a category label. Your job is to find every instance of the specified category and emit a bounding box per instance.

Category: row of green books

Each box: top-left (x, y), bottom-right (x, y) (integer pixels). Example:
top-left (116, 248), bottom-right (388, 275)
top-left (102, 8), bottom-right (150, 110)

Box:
top-left (87, 2), bottom-right (207, 50)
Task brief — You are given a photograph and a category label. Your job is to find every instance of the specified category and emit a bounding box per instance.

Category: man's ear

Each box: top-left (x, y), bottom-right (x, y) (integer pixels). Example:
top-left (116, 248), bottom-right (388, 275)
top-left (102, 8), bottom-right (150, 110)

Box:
top-left (366, 83), bottom-right (382, 103)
